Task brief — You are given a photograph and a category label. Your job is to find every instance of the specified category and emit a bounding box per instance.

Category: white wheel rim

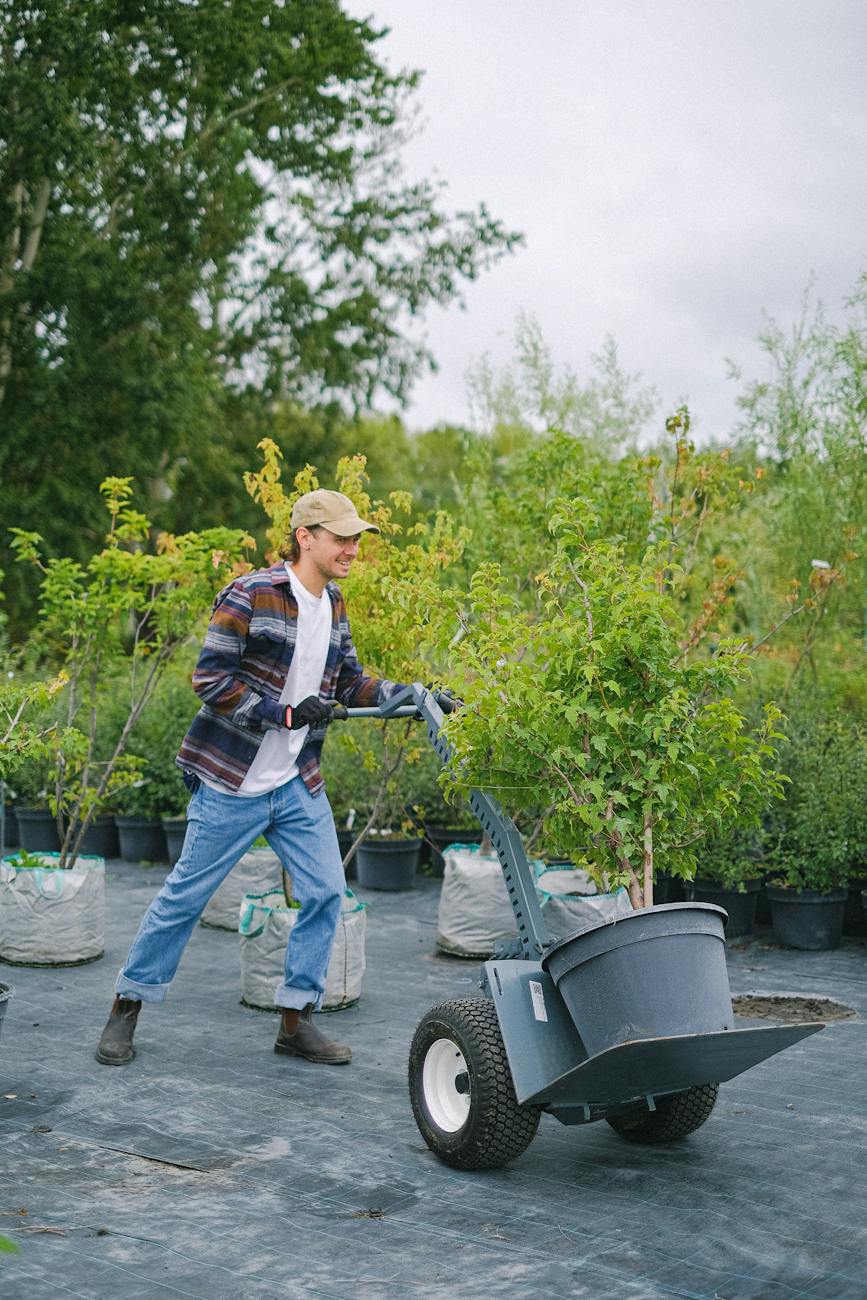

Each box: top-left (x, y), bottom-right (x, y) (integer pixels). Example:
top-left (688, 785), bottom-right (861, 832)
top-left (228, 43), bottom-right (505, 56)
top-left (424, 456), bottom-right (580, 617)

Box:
top-left (422, 1038), bottom-right (471, 1132)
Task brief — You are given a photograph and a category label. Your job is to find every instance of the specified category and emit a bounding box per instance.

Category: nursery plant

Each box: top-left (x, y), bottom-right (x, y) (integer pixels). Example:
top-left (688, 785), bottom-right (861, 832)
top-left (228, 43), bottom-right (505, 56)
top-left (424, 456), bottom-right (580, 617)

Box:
top-left (692, 826), bottom-right (765, 893)
top-left (0, 670), bottom-right (66, 784)
top-left (119, 660), bottom-right (200, 820)
top-left (9, 477), bottom-right (253, 868)
top-left (439, 490), bottom-right (788, 909)
top-left (0, 606), bottom-right (68, 785)
top-left (763, 711), bottom-right (867, 892)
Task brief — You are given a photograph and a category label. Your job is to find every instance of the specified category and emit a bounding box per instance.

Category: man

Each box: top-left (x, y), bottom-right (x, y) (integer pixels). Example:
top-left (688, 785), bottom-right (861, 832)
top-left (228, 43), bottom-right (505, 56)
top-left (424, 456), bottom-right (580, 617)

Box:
top-left (96, 488), bottom-right (404, 1068)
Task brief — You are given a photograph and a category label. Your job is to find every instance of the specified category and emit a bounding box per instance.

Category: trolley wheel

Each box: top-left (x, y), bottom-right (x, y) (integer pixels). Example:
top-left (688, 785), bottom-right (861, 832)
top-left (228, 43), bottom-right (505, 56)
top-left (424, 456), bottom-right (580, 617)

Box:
top-left (607, 1083), bottom-right (720, 1144)
top-left (408, 997), bottom-right (541, 1170)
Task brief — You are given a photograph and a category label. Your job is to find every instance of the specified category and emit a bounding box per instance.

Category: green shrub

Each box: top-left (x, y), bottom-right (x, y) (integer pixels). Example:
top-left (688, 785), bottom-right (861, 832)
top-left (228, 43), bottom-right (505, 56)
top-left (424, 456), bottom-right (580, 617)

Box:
top-left (764, 711), bottom-right (867, 890)
top-left (694, 827), bottom-right (764, 892)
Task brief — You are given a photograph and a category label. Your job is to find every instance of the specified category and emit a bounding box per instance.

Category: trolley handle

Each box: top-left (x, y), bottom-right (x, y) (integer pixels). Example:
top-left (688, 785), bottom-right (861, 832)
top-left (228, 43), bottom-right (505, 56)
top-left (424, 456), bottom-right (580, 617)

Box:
top-left (331, 687), bottom-right (459, 722)
top-left (330, 704), bottom-right (417, 720)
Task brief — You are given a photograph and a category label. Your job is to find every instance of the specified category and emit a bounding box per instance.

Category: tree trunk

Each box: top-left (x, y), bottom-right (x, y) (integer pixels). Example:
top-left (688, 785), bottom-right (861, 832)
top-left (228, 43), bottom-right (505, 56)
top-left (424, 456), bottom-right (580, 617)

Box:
top-left (0, 176), bottom-right (51, 408)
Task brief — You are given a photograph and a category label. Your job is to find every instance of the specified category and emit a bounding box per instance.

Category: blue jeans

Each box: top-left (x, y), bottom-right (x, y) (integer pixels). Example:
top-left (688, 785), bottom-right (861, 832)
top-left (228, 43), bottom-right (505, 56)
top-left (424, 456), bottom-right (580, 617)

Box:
top-left (116, 776), bottom-right (344, 1011)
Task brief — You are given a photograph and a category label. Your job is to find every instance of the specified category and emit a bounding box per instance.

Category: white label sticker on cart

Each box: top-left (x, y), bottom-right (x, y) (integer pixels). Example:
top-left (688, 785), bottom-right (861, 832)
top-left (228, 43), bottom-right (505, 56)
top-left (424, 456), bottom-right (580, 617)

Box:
top-left (529, 980), bottom-right (548, 1022)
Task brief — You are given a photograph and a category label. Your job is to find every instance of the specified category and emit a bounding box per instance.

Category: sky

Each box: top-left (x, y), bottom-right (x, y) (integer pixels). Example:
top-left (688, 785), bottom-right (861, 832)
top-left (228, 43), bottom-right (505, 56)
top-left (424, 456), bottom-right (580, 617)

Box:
top-left (346, 0), bottom-right (866, 441)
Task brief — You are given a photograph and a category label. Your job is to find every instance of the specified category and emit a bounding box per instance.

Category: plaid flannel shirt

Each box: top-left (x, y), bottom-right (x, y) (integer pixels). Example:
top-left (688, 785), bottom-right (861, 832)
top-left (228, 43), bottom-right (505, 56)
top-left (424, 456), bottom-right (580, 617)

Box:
top-left (176, 562), bottom-right (401, 795)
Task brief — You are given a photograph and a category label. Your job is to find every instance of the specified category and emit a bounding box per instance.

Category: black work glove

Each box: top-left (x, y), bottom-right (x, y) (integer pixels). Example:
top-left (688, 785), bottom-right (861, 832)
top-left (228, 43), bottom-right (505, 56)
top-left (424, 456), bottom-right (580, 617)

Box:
top-left (285, 696), bottom-right (333, 729)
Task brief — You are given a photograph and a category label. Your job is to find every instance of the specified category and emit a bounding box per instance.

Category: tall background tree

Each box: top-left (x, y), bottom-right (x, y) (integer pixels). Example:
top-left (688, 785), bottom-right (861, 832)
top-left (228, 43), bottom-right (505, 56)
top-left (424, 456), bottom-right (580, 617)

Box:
top-left (0, 0), bottom-right (519, 631)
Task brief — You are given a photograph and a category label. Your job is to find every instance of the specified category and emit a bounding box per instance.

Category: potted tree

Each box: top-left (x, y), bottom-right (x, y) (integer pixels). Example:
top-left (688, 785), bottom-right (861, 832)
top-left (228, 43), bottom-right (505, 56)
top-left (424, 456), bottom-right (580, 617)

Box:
top-left (408, 745), bottom-right (483, 877)
top-left (319, 724), bottom-right (381, 881)
top-left (437, 478), bottom-right (787, 1041)
top-left (684, 827), bottom-right (764, 939)
top-left (353, 721), bottom-right (427, 890)
top-left (118, 664), bottom-right (198, 865)
top-left (114, 779), bottom-right (170, 864)
top-left (441, 522), bottom-right (786, 909)
top-left (6, 754), bottom-right (60, 852)
top-left (0, 659), bottom-right (67, 983)
top-left (4, 477), bottom-right (253, 961)
top-left (763, 714), bottom-right (861, 950)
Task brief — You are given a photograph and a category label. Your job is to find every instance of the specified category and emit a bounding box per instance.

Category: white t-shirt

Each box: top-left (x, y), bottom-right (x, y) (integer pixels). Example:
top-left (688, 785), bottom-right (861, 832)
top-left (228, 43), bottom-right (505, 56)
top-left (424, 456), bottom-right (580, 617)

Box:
top-left (205, 564), bottom-right (333, 797)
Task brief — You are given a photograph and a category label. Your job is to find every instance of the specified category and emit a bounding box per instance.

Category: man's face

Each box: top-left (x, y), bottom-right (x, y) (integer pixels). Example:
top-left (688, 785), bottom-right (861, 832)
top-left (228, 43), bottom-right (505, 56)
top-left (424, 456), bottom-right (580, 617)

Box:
top-left (304, 527), bottom-right (362, 580)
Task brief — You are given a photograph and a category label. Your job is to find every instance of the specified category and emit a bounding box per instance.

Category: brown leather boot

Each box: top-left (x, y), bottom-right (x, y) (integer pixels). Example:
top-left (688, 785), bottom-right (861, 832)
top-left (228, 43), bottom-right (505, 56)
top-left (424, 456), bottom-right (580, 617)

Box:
top-left (96, 996), bottom-right (141, 1066)
top-left (274, 1005), bottom-right (351, 1065)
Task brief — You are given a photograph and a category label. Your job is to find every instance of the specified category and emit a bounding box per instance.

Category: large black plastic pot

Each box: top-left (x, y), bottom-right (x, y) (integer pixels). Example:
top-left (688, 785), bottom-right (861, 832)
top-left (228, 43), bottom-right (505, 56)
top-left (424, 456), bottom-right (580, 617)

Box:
top-left (424, 825), bottom-right (483, 878)
top-left (1, 804), bottom-right (19, 851)
top-left (115, 816), bottom-right (168, 863)
top-left (542, 902), bottom-right (732, 1057)
top-left (356, 837), bottom-right (421, 890)
top-left (754, 876), bottom-right (773, 926)
top-left (685, 877), bottom-right (760, 939)
top-left (653, 872), bottom-right (686, 905)
top-left (16, 807), bottom-right (62, 852)
top-left (336, 829), bottom-right (357, 881)
top-left (767, 886), bottom-right (847, 950)
top-left (73, 816), bottom-right (120, 859)
top-left (0, 983), bottom-right (12, 1044)
top-left (842, 876), bottom-right (867, 938)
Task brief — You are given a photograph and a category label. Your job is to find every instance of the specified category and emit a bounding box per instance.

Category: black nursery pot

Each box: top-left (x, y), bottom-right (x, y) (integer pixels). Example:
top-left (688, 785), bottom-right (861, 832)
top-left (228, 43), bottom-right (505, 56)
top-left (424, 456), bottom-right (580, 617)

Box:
top-left (842, 877), bottom-right (867, 938)
top-left (356, 837), bottom-right (422, 890)
top-left (115, 816), bottom-right (168, 863)
top-left (161, 817), bottom-right (188, 867)
top-left (74, 815), bottom-right (120, 860)
top-left (16, 807), bottom-right (62, 853)
top-left (542, 902), bottom-right (732, 1058)
top-left (767, 886), bottom-right (847, 951)
top-left (424, 825), bottom-right (483, 878)
top-left (336, 829), bottom-right (357, 881)
top-left (1, 804), bottom-right (19, 851)
top-left (685, 878), bottom-right (760, 939)
top-left (653, 871), bottom-right (686, 905)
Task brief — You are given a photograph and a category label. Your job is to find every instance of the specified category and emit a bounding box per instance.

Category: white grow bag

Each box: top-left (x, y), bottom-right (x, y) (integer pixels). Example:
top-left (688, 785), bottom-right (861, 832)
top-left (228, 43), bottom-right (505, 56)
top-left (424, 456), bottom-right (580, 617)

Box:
top-left (0, 852), bottom-right (105, 965)
top-left (201, 847), bottom-right (284, 930)
top-left (536, 866), bottom-right (600, 944)
top-left (238, 887), bottom-right (366, 1011)
top-left (436, 845), bottom-right (520, 958)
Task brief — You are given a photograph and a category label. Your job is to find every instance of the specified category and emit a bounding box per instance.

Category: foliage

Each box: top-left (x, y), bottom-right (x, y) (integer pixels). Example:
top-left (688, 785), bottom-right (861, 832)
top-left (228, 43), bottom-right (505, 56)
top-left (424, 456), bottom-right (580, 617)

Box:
top-left (101, 657), bottom-right (198, 818)
top-left (322, 717), bottom-right (422, 837)
top-left (465, 312), bottom-right (658, 452)
top-left (763, 712), bottom-right (867, 891)
top-left (0, 0), bottom-right (518, 632)
top-left (440, 493), bottom-right (787, 907)
top-left (6, 847), bottom-right (50, 870)
top-left (10, 477), bottom-right (252, 864)
top-left (320, 722), bottom-right (382, 829)
top-left (453, 409), bottom-right (768, 661)
top-left (694, 827), bottom-right (764, 892)
top-left (0, 655), bottom-right (67, 783)
top-left (731, 277), bottom-right (866, 690)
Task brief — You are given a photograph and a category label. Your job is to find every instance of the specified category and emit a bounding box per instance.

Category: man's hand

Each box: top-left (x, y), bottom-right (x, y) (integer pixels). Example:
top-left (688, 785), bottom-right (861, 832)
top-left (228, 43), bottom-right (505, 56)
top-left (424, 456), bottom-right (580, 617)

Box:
top-left (285, 696), bottom-right (333, 729)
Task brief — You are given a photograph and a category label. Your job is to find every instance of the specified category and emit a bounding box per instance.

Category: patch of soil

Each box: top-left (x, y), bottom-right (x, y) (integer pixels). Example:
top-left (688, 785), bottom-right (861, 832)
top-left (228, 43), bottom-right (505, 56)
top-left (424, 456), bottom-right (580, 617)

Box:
top-left (732, 994), bottom-right (857, 1022)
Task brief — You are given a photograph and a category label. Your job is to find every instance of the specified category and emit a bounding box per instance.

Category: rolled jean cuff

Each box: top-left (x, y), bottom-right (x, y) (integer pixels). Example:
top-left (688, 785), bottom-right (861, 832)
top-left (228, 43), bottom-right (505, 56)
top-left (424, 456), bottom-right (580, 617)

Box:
top-left (274, 983), bottom-right (322, 1012)
top-left (115, 972), bottom-right (170, 1004)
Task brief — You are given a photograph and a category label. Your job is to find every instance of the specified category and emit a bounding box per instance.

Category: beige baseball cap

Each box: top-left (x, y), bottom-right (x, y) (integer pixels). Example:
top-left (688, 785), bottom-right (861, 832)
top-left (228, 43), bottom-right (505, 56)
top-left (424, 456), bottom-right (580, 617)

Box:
top-left (290, 489), bottom-right (380, 536)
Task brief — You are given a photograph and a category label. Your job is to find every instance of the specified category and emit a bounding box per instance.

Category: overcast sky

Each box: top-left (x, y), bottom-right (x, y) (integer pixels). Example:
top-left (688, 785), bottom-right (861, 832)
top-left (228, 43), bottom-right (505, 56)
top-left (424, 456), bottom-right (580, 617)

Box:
top-left (347, 0), bottom-right (866, 441)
